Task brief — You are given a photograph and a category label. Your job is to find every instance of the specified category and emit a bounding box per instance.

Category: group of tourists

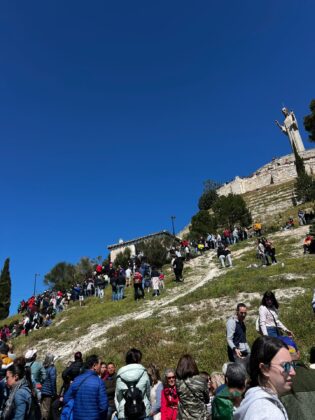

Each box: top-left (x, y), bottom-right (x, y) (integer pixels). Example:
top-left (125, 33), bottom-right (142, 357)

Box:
top-left (1, 322), bottom-right (315, 420)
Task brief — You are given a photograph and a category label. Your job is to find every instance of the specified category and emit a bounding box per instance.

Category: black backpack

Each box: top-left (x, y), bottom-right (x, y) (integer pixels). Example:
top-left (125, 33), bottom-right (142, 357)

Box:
top-left (119, 371), bottom-right (146, 420)
top-left (25, 394), bottom-right (42, 420)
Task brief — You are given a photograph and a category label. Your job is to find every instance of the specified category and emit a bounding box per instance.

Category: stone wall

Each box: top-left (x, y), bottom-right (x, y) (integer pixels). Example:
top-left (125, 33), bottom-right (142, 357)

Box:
top-left (218, 149), bottom-right (315, 197)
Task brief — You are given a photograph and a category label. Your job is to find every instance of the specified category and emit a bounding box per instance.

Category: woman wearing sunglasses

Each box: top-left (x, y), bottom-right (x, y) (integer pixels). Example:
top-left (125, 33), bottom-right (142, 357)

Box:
top-left (160, 369), bottom-right (178, 420)
top-left (234, 336), bottom-right (296, 420)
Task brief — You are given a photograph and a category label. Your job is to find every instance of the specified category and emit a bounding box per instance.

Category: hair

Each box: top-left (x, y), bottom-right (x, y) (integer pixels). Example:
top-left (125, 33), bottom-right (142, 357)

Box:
top-left (261, 291), bottom-right (279, 309)
top-left (199, 370), bottom-right (210, 379)
top-left (107, 361), bottom-right (115, 367)
top-left (8, 357), bottom-right (33, 391)
top-left (209, 372), bottom-right (225, 392)
top-left (310, 347), bottom-right (315, 364)
top-left (7, 341), bottom-right (14, 353)
top-left (162, 368), bottom-right (176, 388)
top-left (225, 363), bottom-right (247, 389)
top-left (74, 351), bottom-right (83, 361)
top-left (100, 362), bottom-right (107, 367)
top-left (236, 303), bottom-right (246, 312)
top-left (43, 353), bottom-right (55, 368)
top-left (176, 354), bottom-right (199, 380)
top-left (147, 363), bottom-right (161, 385)
top-left (249, 336), bottom-right (288, 388)
top-left (85, 354), bottom-right (100, 369)
top-left (125, 348), bottom-right (142, 365)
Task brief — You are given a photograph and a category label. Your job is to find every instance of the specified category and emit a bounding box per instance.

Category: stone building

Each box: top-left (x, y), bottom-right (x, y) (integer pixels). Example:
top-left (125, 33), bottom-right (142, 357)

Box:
top-left (218, 149), bottom-right (315, 197)
top-left (108, 230), bottom-right (179, 262)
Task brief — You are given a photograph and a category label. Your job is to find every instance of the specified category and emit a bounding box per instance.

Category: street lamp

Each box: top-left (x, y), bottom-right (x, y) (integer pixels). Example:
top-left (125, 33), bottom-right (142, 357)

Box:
top-left (171, 216), bottom-right (176, 236)
top-left (34, 273), bottom-right (40, 296)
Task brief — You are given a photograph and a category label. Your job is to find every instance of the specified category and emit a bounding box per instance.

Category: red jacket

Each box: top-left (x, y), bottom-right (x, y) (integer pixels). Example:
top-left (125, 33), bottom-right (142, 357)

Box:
top-left (161, 387), bottom-right (178, 420)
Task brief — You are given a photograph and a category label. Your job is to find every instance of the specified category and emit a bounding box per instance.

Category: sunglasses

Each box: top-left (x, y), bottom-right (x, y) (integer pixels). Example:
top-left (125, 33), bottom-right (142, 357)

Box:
top-left (167, 376), bottom-right (176, 380)
top-left (271, 361), bottom-right (296, 374)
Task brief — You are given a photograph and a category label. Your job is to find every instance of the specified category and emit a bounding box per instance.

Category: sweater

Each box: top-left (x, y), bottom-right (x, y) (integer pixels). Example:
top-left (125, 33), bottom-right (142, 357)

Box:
top-left (234, 387), bottom-right (288, 420)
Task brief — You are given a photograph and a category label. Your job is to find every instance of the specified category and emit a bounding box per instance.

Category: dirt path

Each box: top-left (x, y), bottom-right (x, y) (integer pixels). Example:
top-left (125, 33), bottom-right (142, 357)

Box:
top-left (40, 251), bottom-right (222, 360)
top-left (37, 225), bottom-right (309, 360)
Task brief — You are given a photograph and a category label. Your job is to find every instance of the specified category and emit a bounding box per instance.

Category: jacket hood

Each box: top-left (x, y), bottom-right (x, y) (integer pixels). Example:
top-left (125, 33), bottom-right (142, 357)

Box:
top-left (234, 386), bottom-right (284, 419)
top-left (117, 363), bottom-right (146, 382)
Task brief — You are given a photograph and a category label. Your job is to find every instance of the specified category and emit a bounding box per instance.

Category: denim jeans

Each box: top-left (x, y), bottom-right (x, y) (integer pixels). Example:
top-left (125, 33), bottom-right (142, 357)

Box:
top-left (117, 285), bottom-right (125, 300)
top-left (267, 326), bottom-right (280, 337)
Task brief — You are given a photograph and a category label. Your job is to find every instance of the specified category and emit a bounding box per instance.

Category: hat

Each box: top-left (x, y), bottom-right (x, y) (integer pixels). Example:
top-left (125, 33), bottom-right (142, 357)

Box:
top-left (25, 349), bottom-right (37, 359)
top-left (279, 336), bottom-right (298, 354)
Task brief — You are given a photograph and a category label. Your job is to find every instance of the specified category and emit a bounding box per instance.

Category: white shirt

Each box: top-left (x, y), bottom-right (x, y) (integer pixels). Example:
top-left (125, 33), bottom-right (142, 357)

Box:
top-left (259, 305), bottom-right (288, 336)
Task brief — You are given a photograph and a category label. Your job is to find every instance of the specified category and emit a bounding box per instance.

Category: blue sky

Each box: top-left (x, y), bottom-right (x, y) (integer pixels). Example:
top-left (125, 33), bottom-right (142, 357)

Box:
top-left (1, 1), bottom-right (314, 313)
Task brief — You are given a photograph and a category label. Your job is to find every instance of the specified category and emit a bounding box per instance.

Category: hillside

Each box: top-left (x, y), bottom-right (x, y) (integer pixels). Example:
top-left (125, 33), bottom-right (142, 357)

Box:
top-left (3, 224), bottom-right (315, 376)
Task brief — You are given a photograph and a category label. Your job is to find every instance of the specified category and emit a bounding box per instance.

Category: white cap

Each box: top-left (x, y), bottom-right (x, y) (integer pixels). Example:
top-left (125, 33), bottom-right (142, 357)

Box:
top-left (25, 349), bottom-right (37, 359)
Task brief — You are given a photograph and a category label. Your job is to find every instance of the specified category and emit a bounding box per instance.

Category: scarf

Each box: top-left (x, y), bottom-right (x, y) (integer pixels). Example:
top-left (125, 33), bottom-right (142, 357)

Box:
top-left (2, 378), bottom-right (28, 420)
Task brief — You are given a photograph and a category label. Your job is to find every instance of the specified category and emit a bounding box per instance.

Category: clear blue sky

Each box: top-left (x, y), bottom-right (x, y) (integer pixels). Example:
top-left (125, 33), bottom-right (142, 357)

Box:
top-left (1, 1), bottom-right (314, 313)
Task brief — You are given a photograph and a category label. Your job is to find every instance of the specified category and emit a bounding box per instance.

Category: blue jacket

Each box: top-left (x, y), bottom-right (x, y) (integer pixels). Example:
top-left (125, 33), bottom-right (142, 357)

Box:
top-left (64, 370), bottom-right (108, 420)
top-left (41, 366), bottom-right (57, 397)
top-left (10, 380), bottom-right (32, 420)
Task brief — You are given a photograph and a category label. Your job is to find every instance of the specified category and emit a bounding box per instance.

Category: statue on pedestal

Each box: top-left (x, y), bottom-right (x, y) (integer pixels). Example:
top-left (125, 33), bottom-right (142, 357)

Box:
top-left (275, 107), bottom-right (305, 153)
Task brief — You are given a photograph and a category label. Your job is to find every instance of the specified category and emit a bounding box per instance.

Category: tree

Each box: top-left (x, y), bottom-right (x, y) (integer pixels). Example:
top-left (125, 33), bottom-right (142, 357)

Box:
top-left (203, 179), bottom-right (222, 192)
top-left (0, 258), bottom-right (11, 319)
top-left (190, 210), bottom-right (217, 238)
top-left (75, 257), bottom-right (94, 282)
top-left (304, 99), bottom-right (315, 142)
top-left (114, 248), bottom-right (131, 269)
top-left (293, 141), bottom-right (315, 202)
top-left (44, 262), bottom-right (76, 290)
top-left (212, 194), bottom-right (252, 228)
top-left (198, 189), bottom-right (218, 210)
top-left (137, 237), bottom-right (173, 268)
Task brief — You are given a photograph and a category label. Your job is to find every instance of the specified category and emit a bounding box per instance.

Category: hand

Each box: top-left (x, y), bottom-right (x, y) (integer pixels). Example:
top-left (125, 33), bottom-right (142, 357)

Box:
top-left (234, 348), bottom-right (243, 359)
top-left (287, 330), bottom-right (294, 337)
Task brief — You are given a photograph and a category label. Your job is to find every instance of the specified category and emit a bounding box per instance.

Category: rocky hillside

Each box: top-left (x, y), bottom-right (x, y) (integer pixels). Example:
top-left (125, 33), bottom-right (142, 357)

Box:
top-left (5, 224), bottom-right (315, 374)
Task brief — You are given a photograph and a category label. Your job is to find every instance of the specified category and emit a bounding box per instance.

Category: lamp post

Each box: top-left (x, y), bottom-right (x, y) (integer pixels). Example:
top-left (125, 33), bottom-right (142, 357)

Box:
top-left (171, 216), bottom-right (176, 236)
top-left (34, 273), bottom-right (40, 296)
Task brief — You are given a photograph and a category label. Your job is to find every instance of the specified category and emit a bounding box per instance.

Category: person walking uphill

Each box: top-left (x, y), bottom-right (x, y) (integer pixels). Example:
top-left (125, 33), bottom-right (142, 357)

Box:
top-left (115, 348), bottom-right (151, 420)
top-left (63, 354), bottom-right (108, 420)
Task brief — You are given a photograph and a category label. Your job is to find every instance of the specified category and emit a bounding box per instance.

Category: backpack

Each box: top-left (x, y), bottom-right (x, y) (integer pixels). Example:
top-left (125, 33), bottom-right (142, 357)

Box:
top-left (119, 371), bottom-right (146, 420)
top-left (25, 394), bottom-right (41, 420)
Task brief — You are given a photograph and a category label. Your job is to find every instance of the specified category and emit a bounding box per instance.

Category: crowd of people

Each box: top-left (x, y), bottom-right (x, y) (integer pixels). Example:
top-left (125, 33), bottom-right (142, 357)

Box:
top-left (1, 291), bottom-right (315, 420)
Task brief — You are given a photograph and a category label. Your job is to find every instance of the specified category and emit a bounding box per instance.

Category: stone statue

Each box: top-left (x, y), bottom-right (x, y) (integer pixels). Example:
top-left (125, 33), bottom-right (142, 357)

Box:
top-left (275, 107), bottom-right (305, 153)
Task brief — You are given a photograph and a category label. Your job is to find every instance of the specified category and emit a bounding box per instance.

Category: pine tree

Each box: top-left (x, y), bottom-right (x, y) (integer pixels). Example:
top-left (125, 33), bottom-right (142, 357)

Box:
top-left (304, 99), bottom-right (315, 142)
top-left (0, 258), bottom-right (11, 320)
top-left (293, 142), bottom-right (315, 202)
